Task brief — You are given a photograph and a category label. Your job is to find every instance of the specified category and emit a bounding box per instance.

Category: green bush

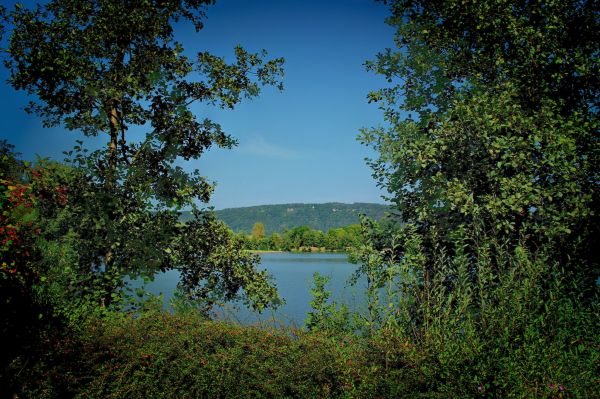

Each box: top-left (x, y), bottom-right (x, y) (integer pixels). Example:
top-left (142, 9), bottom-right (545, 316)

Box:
top-left (14, 310), bottom-right (365, 398)
top-left (305, 272), bottom-right (354, 334)
top-left (352, 226), bottom-right (599, 398)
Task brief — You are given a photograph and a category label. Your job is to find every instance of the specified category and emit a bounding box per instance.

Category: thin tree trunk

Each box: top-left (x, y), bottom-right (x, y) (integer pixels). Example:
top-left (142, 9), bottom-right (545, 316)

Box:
top-left (102, 101), bottom-right (119, 308)
top-left (108, 102), bottom-right (119, 180)
top-left (103, 50), bottom-right (125, 308)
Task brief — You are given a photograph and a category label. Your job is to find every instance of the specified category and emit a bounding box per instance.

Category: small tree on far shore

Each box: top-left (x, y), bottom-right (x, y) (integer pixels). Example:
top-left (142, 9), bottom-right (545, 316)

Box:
top-left (252, 222), bottom-right (266, 240)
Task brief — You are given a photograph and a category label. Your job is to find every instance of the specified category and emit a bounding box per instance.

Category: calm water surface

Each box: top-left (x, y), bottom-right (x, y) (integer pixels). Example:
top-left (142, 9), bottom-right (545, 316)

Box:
top-left (139, 252), bottom-right (366, 327)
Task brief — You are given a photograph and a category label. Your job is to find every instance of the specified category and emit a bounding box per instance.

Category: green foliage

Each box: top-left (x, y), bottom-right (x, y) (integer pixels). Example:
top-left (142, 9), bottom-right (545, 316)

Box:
top-left (240, 224), bottom-right (364, 252)
top-left (0, 139), bottom-right (25, 180)
top-left (1, 0), bottom-right (284, 315)
top-left (325, 224), bottom-right (362, 251)
top-left (12, 312), bottom-right (360, 399)
top-left (305, 272), bottom-right (353, 334)
top-left (2, 1), bottom-right (598, 397)
top-left (175, 212), bottom-right (280, 313)
top-left (206, 202), bottom-right (391, 234)
top-left (360, 0), bottom-right (599, 295)
top-left (355, 229), bottom-right (599, 397)
top-left (354, 0), bottom-right (599, 396)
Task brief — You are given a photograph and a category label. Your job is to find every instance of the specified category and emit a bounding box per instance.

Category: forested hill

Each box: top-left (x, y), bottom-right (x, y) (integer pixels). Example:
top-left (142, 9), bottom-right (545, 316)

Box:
top-left (208, 203), bottom-right (390, 233)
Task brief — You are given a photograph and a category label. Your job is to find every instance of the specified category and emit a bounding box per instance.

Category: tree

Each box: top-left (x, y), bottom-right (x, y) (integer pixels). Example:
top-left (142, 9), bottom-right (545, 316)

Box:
top-left (282, 226), bottom-right (311, 250)
top-left (1, 0), bottom-right (284, 313)
top-left (251, 222), bottom-right (266, 240)
top-left (266, 232), bottom-right (283, 250)
top-left (361, 0), bottom-right (599, 297)
top-left (355, 2), bottom-right (599, 394)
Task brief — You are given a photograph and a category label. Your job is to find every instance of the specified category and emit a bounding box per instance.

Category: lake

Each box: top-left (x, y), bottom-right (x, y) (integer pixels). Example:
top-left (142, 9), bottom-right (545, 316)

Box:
top-left (137, 252), bottom-right (367, 327)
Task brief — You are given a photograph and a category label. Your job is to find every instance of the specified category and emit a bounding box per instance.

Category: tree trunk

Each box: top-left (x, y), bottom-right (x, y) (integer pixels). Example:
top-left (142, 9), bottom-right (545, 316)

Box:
top-left (108, 102), bottom-right (119, 181)
top-left (103, 101), bottom-right (119, 306)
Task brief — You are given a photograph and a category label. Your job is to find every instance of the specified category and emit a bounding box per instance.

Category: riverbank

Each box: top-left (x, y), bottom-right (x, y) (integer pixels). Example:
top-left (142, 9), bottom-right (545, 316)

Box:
top-left (247, 247), bottom-right (349, 254)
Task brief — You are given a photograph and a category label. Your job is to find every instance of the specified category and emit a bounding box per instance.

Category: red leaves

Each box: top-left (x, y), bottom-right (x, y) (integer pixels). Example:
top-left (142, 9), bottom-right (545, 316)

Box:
top-left (0, 225), bottom-right (20, 245)
top-left (27, 166), bottom-right (70, 207)
top-left (5, 182), bottom-right (33, 207)
top-left (1, 178), bottom-right (38, 277)
top-left (55, 185), bottom-right (68, 205)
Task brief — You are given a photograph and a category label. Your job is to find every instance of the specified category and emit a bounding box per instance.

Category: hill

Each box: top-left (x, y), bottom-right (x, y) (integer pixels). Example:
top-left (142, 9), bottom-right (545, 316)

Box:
top-left (207, 203), bottom-right (391, 233)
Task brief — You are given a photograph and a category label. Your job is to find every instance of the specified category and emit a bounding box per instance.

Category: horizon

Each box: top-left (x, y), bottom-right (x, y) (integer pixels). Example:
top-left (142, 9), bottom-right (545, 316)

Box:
top-left (212, 200), bottom-right (390, 212)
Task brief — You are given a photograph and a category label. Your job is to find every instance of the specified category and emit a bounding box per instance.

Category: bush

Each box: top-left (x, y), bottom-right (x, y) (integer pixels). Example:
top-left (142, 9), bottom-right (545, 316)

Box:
top-left (14, 310), bottom-right (366, 398)
top-left (352, 224), bottom-right (599, 398)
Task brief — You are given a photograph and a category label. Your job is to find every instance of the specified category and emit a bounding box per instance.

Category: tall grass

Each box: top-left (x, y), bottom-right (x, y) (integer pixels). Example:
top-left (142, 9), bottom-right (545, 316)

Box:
top-left (350, 224), bottom-right (599, 397)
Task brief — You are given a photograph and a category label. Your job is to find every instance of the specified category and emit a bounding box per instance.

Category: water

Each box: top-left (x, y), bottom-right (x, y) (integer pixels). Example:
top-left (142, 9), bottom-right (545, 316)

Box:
top-left (137, 252), bottom-right (366, 327)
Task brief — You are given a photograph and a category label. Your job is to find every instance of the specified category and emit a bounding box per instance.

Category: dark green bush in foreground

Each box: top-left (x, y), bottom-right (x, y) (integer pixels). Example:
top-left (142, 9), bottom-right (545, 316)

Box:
top-left (11, 311), bottom-right (354, 399)
top-left (9, 293), bottom-right (596, 399)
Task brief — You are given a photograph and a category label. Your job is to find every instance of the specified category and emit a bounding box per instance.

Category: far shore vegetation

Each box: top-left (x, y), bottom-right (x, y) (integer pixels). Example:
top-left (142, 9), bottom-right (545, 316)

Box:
top-left (237, 222), bottom-right (363, 253)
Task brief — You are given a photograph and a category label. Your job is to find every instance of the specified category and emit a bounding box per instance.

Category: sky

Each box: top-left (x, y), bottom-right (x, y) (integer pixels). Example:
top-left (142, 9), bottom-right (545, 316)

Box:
top-left (0, 0), bottom-right (396, 210)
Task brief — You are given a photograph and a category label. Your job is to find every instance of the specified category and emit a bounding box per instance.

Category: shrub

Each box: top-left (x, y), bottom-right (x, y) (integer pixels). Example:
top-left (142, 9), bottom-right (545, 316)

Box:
top-left (353, 224), bottom-right (599, 398)
top-left (14, 310), bottom-right (366, 398)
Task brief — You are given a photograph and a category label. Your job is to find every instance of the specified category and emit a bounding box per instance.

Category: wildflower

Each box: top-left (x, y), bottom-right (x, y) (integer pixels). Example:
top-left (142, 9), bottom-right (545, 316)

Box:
top-left (549, 383), bottom-right (555, 390)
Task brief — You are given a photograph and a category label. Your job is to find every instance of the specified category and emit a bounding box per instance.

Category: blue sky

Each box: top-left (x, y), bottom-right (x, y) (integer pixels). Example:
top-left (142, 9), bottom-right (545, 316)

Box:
top-left (0, 0), bottom-right (395, 209)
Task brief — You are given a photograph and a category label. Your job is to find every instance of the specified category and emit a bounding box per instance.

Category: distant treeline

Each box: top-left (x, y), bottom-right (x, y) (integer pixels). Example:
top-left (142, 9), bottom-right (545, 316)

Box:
top-left (236, 223), bottom-right (361, 252)
top-left (210, 202), bottom-right (390, 234)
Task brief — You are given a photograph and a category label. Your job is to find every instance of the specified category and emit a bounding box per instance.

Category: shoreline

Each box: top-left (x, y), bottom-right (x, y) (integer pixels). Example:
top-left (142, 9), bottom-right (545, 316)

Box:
top-left (246, 249), bottom-right (349, 254)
